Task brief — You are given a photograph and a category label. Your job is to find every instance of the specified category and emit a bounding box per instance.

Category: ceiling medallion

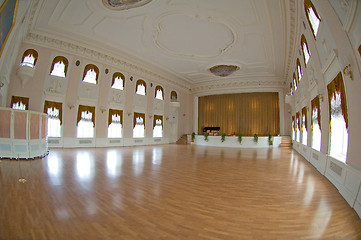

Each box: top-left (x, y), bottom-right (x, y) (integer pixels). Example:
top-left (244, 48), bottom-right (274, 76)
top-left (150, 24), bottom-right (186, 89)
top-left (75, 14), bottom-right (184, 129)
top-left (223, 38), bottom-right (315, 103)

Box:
top-left (102, 0), bottom-right (152, 10)
top-left (209, 65), bottom-right (239, 77)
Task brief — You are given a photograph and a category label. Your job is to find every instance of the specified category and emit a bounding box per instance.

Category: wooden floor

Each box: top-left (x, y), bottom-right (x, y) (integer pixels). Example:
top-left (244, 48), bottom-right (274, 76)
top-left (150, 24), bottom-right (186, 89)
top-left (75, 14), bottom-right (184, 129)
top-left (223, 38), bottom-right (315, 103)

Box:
top-left (1, 145), bottom-right (361, 240)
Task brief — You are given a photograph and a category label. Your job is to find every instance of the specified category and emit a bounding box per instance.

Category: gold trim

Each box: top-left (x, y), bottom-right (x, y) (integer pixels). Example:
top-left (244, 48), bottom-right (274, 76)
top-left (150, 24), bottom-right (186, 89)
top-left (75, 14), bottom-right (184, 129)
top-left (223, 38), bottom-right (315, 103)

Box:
top-left (0, 0), bottom-right (19, 57)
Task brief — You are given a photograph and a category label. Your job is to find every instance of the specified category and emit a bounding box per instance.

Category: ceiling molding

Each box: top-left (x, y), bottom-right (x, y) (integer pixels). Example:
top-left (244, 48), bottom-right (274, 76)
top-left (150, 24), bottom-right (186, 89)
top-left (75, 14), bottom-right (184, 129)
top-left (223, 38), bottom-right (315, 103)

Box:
top-left (283, 0), bottom-right (298, 84)
top-left (190, 77), bottom-right (285, 94)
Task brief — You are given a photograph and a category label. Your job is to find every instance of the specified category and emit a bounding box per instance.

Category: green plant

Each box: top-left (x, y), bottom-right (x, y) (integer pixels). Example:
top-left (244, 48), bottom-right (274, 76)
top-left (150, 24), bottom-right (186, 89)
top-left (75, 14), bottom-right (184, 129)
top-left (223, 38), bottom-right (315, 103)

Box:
top-left (204, 132), bottom-right (209, 142)
top-left (221, 133), bottom-right (226, 142)
top-left (268, 134), bottom-right (273, 145)
top-left (254, 134), bottom-right (258, 143)
top-left (238, 134), bottom-right (242, 144)
top-left (191, 132), bottom-right (196, 142)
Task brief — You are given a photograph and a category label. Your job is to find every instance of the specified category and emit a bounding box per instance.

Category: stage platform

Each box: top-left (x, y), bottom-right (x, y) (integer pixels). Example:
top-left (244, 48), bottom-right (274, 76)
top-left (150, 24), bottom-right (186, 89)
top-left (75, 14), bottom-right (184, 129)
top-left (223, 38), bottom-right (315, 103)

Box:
top-left (190, 135), bottom-right (281, 148)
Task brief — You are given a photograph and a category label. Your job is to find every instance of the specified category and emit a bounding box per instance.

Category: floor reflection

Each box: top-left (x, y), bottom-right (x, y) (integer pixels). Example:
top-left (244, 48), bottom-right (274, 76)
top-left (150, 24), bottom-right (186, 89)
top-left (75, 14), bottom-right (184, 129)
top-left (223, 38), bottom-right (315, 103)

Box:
top-left (152, 147), bottom-right (162, 165)
top-left (132, 149), bottom-right (144, 176)
top-left (303, 176), bottom-right (315, 207)
top-left (106, 150), bottom-right (122, 178)
top-left (47, 153), bottom-right (63, 186)
top-left (310, 198), bottom-right (332, 238)
top-left (76, 152), bottom-right (94, 182)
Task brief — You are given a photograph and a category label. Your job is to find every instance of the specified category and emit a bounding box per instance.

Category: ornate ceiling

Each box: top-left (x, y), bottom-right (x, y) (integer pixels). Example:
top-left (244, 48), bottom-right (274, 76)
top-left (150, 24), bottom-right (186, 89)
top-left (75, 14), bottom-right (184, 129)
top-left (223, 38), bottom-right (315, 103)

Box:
top-left (29, 0), bottom-right (296, 91)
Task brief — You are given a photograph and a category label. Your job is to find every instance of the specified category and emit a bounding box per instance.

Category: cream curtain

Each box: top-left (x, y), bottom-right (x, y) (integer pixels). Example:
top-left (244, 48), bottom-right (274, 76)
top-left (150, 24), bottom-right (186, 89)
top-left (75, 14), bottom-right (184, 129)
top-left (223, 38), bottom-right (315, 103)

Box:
top-left (198, 92), bottom-right (279, 136)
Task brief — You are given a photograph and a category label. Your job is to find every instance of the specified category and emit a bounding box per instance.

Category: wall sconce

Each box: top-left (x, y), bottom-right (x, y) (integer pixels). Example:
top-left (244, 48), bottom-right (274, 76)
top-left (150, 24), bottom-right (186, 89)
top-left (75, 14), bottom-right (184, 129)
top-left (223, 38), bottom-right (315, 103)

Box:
top-left (100, 107), bottom-right (107, 113)
top-left (68, 104), bottom-right (75, 110)
top-left (0, 82), bottom-right (4, 89)
top-left (165, 117), bottom-right (169, 120)
top-left (149, 115), bottom-right (153, 119)
top-left (127, 112), bottom-right (132, 116)
top-left (343, 64), bottom-right (353, 80)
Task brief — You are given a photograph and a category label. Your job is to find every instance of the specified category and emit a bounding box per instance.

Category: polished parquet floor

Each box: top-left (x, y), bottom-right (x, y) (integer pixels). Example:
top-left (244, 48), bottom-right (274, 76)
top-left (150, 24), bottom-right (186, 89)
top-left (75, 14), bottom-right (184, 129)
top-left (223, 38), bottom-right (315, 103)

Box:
top-left (1, 145), bottom-right (361, 240)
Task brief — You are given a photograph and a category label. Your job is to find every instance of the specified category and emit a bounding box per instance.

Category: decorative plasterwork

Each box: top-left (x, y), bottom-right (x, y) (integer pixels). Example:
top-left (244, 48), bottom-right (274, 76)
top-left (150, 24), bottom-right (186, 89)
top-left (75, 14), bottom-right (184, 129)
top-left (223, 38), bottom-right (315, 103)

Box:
top-left (190, 79), bottom-right (285, 94)
top-left (153, 12), bottom-right (236, 58)
top-left (102, 0), bottom-right (152, 10)
top-left (24, 32), bottom-right (191, 91)
top-left (284, 0), bottom-right (298, 83)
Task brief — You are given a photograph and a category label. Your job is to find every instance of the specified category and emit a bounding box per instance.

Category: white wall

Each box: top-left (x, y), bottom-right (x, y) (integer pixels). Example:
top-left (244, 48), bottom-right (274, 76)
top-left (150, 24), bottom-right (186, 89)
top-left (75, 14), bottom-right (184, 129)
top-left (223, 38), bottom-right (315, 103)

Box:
top-left (289, 1), bottom-right (361, 218)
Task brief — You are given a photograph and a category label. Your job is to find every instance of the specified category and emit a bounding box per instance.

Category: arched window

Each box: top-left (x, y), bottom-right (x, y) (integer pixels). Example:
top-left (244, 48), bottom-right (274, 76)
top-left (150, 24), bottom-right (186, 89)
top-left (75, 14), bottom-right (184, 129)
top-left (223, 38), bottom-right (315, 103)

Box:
top-left (43, 100), bottom-right (62, 137)
top-left (292, 116), bottom-right (295, 140)
top-left (153, 115), bottom-right (163, 138)
top-left (11, 96), bottom-right (29, 110)
top-left (155, 85), bottom-right (164, 100)
top-left (297, 59), bottom-right (303, 82)
top-left (20, 49), bottom-right (38, 68)
top-left (111, 72), bottom-right (125, 90)
top-left (82, 64), bottom-right (99, 84)
top-left (171, 91), bottom-right (178, 102)
top-left (108, 109), bottom-right (123, 138)
top-left (50, 56), bottom-right (68, 77)
top-left (135, 79), bottom-right (146, 96)
top-left (327, 72), bottom-right (348, 162)
top-left (293, 73), bottom-right (298, 91)
top-left (77, 105), bottom-right (95, 138)
top-left (133, 112), bottom-right (145, 138)
top-left (304, 0), bottom-right (321, 39)
top-left (311, 96), bottom-right (321, 151)
top-left (296, 112), bottom-right (301, 142)
top-left (301, 35), bottom-right (311, 66)
top-left (301, 107), bottom-right (308, 146)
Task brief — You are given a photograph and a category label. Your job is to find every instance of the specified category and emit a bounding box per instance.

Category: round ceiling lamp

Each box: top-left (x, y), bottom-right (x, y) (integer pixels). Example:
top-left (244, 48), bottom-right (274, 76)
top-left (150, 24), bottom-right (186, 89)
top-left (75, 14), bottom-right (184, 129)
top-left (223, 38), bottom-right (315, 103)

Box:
top-left (209, 65), bottom-right (239, 77)
top-left (102, 0), bottom-right (152, 10)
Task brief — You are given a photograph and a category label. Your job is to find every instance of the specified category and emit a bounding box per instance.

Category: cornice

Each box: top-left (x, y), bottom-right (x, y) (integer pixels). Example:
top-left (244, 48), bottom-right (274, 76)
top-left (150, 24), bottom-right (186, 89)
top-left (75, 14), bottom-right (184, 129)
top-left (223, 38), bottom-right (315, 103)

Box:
top-left (190, 78), bottom-right (285, 94)
top-left (283, 0), bottom-right (298, 84)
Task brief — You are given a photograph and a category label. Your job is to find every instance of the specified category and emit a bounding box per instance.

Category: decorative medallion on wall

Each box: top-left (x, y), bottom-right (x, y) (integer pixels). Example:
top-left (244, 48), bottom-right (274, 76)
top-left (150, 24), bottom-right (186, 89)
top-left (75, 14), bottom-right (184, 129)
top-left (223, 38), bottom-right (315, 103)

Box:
top-left (209, 65), bottom-right (239, 77)
top-left (102, 0), bottom-right (152, 10)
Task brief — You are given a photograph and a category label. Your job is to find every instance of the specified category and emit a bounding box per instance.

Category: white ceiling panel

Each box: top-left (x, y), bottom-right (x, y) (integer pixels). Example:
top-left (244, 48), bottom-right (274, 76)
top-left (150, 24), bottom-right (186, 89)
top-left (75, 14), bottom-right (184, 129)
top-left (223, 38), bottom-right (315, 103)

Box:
top-left (30, 0), bottom-right (295, 86)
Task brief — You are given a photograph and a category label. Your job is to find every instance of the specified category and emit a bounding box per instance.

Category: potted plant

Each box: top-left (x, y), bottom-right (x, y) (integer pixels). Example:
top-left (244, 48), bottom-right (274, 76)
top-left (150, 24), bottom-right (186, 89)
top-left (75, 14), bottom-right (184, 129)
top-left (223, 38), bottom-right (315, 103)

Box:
top-left (253, 134), bottom-right (258, 143)
top-left (238, 133), bottom-right (242, 144)
top-left (221, 133), bottom-right (226, 142)
top-left (191, 132), bottom-right (195, 142)
top-left (268, 134), bottom-right (273, 145)
top-left (204, 132), bottom-right (209, 142)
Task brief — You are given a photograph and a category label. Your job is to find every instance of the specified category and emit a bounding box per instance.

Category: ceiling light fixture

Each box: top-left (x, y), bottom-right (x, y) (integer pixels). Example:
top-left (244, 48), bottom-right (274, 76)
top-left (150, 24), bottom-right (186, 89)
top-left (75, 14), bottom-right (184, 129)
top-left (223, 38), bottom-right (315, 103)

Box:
top-left (209, 65), bottom-right (239, 77)
top-left (102, 0), bottom-right (152, 10)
